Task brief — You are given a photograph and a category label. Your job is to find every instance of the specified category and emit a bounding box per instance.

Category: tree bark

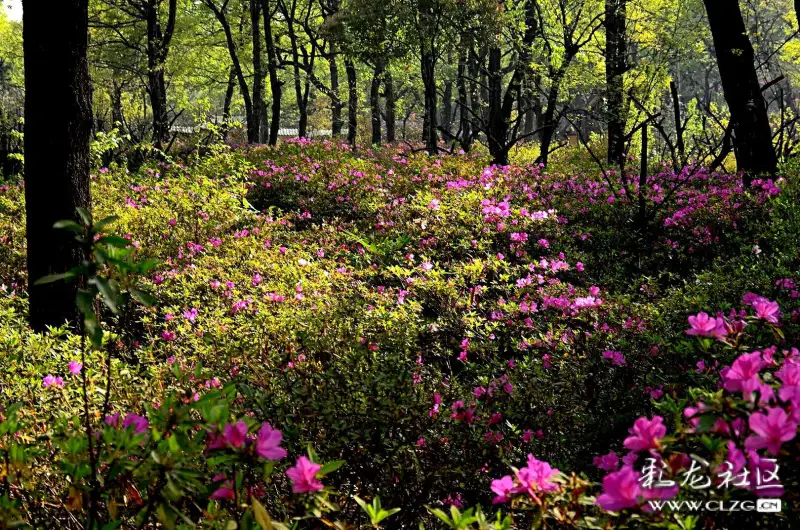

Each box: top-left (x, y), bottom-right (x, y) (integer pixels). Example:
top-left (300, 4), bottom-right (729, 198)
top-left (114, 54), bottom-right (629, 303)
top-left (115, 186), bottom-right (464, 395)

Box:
top-left (251, 0), bottom-right (265, 143)
top-left (144, 0), bottom-right (177, 150)
top-left (457, 46), bottom-right (472, 152)
top-left (370, 62), bottom-right (383, 146)
top-left (262, 0), bottom-right (282, 145)
top-left (346, 57), bottom-right (358, 146)
top-left (420, 46), bottom-right (438, 155)
top-left (385, 70), bottom-right (396, 143)
top-left (23, 0), bottom-right (93, 331)
top-left (329, 42), bottom-right (343, 137)
top-left (605, 0), bottom-right (627, 169)
top-left (702, 0), bottom-right (777, 183)
top-left (207, 0), bottom-right (257, 143)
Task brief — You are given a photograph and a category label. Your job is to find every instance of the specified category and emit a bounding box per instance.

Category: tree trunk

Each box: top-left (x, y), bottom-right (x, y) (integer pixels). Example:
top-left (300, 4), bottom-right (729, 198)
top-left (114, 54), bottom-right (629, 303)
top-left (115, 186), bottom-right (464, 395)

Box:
top-left (329, 42), bottom-right (343, 137)
top-left (207, 0), bottom-right (256, 143)
top-left (262, 0), bottom-right (282, 145)
top-left (346, 58), bottom-right (358, 146)
top-left (145, 0), bottom-right (177, 151)
top-left (537, 66), bottom-right (567, 167)
top-left (487, 47), bottom-right (506, 164)
top-left (441, 80), bottom-right (453, 140)
top-left (385, 71), bottom-right (396, 143)
top-left (457, 47), bottom-right (472, 152)
top-left (605, 0), bottom-right (627, 170)
top-left (251, 0), bottom-right (265, 143)
top-left (702, 0), bottom-right (777, 183)
top-left (23, 0), bottom-right (93, 331)
top-left (421, 46), bottom-right (438, 154)
top-left (370, 62), bottom-right (383, 146)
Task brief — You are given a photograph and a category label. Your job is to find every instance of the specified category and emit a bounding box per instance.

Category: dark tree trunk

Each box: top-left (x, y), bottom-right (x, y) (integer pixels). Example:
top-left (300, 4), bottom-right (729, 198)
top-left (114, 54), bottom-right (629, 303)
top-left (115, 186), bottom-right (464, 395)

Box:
top-left (385, 71), bottom-right (396, 143)
top-left (329, 42), bottom-right (343, 137)
top-left (487, 47), bottom-right (506, 164)
top-left (421, 46), bottom-right (438, 155)
top-left (605, 0), bottom-right (627, 169)
top-left (262, 0), bottom-right (282, 145)
top-left (457, 47), bottom-right (472, 152)
top-left (111, 81), bottom-right (124, 129)
top-left (702, 0), bottom-right (777, 183)
top-left (23, 0), bottom-right (93, 331)
top-left (207, 0), bottom-right (256, 143)
top-left (145, 0), bottom-right (177, 150)
top-left (370, 62), bottom-right (383, 146)
top-left (223, 67), bottom-right (236, 140)
top-left (251, 0), bottom-right (265, 143)
top-left (441, 80), bottom-right (453, 139)
top-left (346, 58), bottom-right (358, 146)
top-left (537, 66), bottom-right (567, 166)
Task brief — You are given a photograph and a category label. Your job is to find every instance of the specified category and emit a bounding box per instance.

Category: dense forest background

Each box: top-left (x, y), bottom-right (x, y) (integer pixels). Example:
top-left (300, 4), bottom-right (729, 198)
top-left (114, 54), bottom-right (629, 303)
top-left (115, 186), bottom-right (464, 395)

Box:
top-left (3, 0), bottom-right (800, 174)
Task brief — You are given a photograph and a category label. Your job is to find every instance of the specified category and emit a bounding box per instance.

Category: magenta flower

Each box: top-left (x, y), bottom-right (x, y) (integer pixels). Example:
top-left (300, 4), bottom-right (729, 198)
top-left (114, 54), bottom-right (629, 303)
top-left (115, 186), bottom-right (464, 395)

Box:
top-left (122, 414), bottom-right (149, 434)
top-left (254, 423), bottom-right (287, 460)
top-left (721, 351), bottom-right (766, 397)
top-left (286, 456), bottom-right (324, 493)
top-left (490, 475), bottom-right (514, 504)
top-left (744, 407), bottom-right (797, 455)
top-left (596, 466), bottom-right (641, 512)
top-left (623, 416), bottom-right (666, 452)
top-left (223, 421), bottom-right (248, 448)
top-left (68, 361), bottom-right (82, 375)
top-left (752, 299), bottom-right (780, 323)
top-left (685, 312), bottom-right (726, 339)
top-left (593, 452), bottom-right (620, 471)
top-left (209, 474), bottom-right (235, 500)
top-left (776, 361), bottom-right (800, 403)
top-left (42, 375), bottom-right (64, 388)
top-left (520, 454), bottom-right (559, 492)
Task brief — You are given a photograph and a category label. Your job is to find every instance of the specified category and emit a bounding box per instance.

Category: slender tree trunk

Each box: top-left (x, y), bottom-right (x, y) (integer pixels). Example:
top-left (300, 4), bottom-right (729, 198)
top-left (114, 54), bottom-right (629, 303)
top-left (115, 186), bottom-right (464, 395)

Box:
top-left (23, 0), bottom-right (93, 331)
top-left (207, 0), bottom-right (256, 142)
top-left (487, 47), bottom-right (506, 164)
top-left (457, 46), bottom-right (472, 152)
top-left (370, 62), bottom-right (383, 146)
top-left (702, 0), bottom-right (777, 183)
top-left (441, 80), bottom-right (453, 139)
top-left (251, 0), bottom-right (265, 143)
top-left (385, 70), bottom-right (396, 143)
top-left (329, 42), bottom-right (343, 137)
top-left (262, 0), bottom-right (282, 145)
top-left (223, 67), bottom-right (236, 140)
top-left (421, 46), bottom-right (438, 154)
top-left (605, 0), bottom-right (627, 169)
top-left (145, 0), bottom-right (177, 150)
top-left (346, 58), bottom-right (358, 146)
top-left (537, 66), bottom-right (567, 166)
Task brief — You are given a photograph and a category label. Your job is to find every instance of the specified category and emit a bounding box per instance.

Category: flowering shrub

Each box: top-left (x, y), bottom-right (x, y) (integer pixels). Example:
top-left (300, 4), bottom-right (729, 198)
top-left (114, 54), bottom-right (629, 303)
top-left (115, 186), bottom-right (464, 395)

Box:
top-left (0, 141), bottom-right (799, 528)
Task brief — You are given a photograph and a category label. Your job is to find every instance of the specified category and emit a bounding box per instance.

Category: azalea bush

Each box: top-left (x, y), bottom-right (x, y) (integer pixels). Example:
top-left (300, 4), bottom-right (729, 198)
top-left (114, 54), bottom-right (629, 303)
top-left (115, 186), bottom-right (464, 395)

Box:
top-left (0, 140), bottom-right (798, 528)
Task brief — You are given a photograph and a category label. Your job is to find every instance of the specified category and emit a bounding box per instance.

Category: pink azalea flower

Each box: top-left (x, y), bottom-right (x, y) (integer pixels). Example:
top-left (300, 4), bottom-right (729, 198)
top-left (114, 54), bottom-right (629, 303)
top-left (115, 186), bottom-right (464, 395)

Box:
top-left (593, 452), bottom-right (620, 471)
top-left (223, 421), bottom-right (248, 448)
top-left (68, 361), bottom-right (82, 375)
top-left (721, 351), bottom-right (766, 397)
top-left (254, 423), bottom-right (287, 460)
top-left (122, 414), bottom-right (149, 434)
top-left (744, 407), bottom-right (797, 455)
top-left (623, 416), bottom-right (666, 452)
top-left (286, 456), bottom-right (324, 493)
top-left (752, 299), bottom-right (780, 323)
top-left (42, 375), bottom-right (64, 388)
top-left (776, 361), bottom-right (800, 404)
top-left (685, 312), bottom-right (726, 339)
top-left (490, 475), bottom-right (514, 504)
top-left (209, 475), bottom-right (235, 500)
top-left (596, 466), bottom-right (641, 512)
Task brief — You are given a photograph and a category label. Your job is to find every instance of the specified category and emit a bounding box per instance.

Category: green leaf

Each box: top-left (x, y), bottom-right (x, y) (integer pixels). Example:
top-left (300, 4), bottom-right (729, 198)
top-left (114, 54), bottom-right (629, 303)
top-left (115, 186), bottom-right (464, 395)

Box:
top-left (93, 276), bottom-right (120, 314)
top-left (252, 498), bottom-right (272, 529)
top-left (130, 287), bottom-right (157, 307)
top-left (317, 460), bottom-right (345, 476)
top-left (98, 235), bottom-right (131, 249)
top-left (93, 215), bottom-right (120, 233)
top-left (425, 507), bottom-right (452, 528)
top-left (34, 271), bottom-right (77, 285)
top-left (76, 207), bottom-right (93, 226)
top-left (76, 289), bottom-right (96, 318)
top-left (84, 316), bottom-right (103, 347)
top-left (53, 220), bottom-right (84, 233)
